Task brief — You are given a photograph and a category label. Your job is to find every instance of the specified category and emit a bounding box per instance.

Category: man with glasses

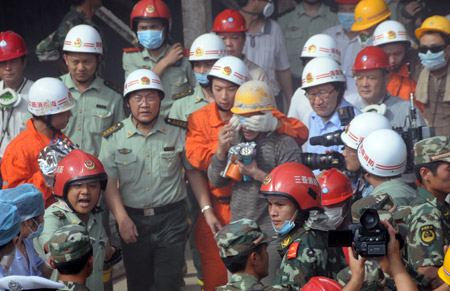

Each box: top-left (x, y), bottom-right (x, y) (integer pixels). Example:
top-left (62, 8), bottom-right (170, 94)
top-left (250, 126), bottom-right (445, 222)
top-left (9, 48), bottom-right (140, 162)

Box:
top-left (348, 46), bottom-right (425, 130)
top-left (415, 16), bottom-right (450, 136)
top-left (302, 57), bottom-right (359, 154)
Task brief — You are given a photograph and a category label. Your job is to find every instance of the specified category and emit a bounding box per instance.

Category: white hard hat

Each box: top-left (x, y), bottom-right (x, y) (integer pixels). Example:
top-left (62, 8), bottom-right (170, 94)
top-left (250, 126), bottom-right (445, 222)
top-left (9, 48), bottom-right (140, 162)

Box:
top-left (341, 112), bottom-right (391, 149)
top-left (208, 56), bottom-right (249, 86)
top-left (301, 57), bottom-right (345, 89)
top-left (123, 69), bottom-right (165, 99)
top-left (63, 24), bottom-right (103, 55)
top-left (301, 34), bottom-right (341, 63)
top-left (28, 78), bottom-right (76, 116)
top-left (373, 20), bottom-right (409, 47)
top-left (189, 33), bottom-right (227, 61)
top-left (357, 129), bottom-right (406, 177)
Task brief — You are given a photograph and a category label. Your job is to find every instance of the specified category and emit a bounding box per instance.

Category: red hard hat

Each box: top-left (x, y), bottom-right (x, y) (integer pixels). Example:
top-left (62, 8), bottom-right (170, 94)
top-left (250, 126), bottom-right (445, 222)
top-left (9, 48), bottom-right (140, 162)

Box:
top-left (302, 277), bottom-right (343, 291)
top-left (54, 149), bottom-right (108, 199)
top-left (259, 163), bottom-right (322, 211)
top-left (0, 31), bottom-right (28, 62)
top-left (130, 0), bottom-right (172, 30)
top-left (212, 9), bottom-right (247, 32)
top-left (352, 46), bottom-right (390, 71)
top-left (318, 169), bottom-right (353, 207)
top-left (335, 0), bottom-right (360, 3)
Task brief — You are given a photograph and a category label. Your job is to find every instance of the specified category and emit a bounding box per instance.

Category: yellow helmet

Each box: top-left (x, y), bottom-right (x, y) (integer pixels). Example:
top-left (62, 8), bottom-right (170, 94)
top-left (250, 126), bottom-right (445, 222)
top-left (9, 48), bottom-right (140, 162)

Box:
top-left (438, 247), bottom-right (450, 285)
top-left (415, 15), bottom-right (450, 40)
top-left (231, 80), bottom-right (276, 114)
top-left (351, 0), bottom-right (391, 32)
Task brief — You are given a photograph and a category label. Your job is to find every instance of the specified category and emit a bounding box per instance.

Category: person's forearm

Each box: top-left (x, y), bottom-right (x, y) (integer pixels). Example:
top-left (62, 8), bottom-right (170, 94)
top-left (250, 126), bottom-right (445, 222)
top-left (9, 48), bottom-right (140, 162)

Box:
top-left (104, 178), bottom-right (129, 224)
top-left (186, 169), bottom-right (212, 209)
top-left (152, 58), bottom-right (168, 77)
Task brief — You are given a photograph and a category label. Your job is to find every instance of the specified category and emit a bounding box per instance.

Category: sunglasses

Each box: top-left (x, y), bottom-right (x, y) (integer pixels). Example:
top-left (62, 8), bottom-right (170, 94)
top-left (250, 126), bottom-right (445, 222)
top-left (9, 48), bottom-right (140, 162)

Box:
top-left (418, 45), bottom-right (447, 54)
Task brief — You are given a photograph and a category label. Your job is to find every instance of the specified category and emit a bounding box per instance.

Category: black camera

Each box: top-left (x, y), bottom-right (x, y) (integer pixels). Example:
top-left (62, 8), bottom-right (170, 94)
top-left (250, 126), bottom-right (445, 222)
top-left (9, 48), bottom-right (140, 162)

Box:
top-left (300, 152), bottom-right (345, 171)
top-left (328, 208), bottom-right (398, 258)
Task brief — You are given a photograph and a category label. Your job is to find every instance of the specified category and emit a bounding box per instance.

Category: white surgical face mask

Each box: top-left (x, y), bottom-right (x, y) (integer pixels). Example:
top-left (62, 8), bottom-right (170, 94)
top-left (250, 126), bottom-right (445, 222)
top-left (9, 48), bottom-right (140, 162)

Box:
top-left (324, 207), bottom-right (345, 229)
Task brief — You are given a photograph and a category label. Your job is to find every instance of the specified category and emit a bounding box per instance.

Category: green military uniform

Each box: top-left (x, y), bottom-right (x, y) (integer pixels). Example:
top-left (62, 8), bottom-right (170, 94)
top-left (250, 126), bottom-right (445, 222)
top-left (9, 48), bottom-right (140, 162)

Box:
top-left (168, 85), bottom-right (208, 121)
top-left (38, 200), bottom-right (107, 291)
top-left (278, 3), bottom-right (338, 78)
top-left (98, 115), bottom-right (192, 291)
top-left (60, 74), bottom-right (124, 157)
top-left (369, 178), bottom-right (417, 206)
top-left (215, 218), bottom-right (294, 291)
top-left (122, 45), bottom-right (196, 117)
top-left (35, 6), bottom-right (102, 63)
top-left (58, 281), bottom-right (90, 291)
top-left (274, 224), bottom-right (346, 289)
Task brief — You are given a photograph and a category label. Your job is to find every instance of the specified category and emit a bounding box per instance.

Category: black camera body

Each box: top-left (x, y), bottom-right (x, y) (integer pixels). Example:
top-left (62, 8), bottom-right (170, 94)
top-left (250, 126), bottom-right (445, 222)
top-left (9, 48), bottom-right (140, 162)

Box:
top-left (328, 208), bottom-right (391, 258)
top-left (301, 151), bottom-right (345, 170)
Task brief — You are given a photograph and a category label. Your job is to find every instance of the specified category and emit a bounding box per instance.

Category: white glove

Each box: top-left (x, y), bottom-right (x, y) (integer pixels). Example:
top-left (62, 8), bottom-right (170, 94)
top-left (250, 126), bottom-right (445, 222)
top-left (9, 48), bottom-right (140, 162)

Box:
top-left (229, 114), bottom-right (241, 131)
top-left (244, 111), bottom-right (279, 132)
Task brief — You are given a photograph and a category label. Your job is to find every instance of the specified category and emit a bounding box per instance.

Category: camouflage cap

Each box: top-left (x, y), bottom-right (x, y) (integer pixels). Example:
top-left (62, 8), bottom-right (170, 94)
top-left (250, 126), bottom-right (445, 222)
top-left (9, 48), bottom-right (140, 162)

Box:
top-left (414, 136), bottom-right (450, 165)
top-left (49, 224), bottom-right (92, 264)
top-left (215, 218), bottom-right (272, 258)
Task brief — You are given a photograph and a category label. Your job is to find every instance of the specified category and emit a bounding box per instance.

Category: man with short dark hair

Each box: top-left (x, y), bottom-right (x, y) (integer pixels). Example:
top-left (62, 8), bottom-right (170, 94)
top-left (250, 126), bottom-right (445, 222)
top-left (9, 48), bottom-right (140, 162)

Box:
top-left (407, 136), bottom-right (450, 289)
top-left (48, 224), bottom-right (93, 291)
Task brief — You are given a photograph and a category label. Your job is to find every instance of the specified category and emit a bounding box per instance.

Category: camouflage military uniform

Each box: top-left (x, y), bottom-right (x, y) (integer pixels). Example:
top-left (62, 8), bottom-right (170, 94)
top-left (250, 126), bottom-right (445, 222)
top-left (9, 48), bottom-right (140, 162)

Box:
top-left (49, 225), bottom-right (92, 291)
top-left (274, 225), bottom-right (346, 289)
top-left (215, 219), bottom-right (294, 291)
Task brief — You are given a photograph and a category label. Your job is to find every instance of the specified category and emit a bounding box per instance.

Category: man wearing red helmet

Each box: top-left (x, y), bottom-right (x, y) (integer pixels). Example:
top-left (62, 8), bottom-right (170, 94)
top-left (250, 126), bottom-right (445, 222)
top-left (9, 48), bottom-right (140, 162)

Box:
top-left (123, 0), bottom-right (196, 117)
top-left (0, 31), bottom-right (34, 162)
top-left (346, 46), bottom-right (425, 130)
top-left (259, 163), bottom-right (346, 289)
top-left (37, 149), bottom-right (114, 291)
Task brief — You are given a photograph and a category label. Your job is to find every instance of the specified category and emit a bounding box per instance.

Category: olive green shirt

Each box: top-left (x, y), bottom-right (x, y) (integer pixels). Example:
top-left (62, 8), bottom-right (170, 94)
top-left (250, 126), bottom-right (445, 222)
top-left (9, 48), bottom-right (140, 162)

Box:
top-left (61, 74), bottom-right (125, 157)
top-left (278, 3), bottom-right (338, 78)
top-left (38, 200), bottom-right (107, 291)
top-left (168, 85), bottom-right (208, 121)
top-left (122, 45), bottom-right (196, 117)
top-left (98, 115), bottom-right (193, 208)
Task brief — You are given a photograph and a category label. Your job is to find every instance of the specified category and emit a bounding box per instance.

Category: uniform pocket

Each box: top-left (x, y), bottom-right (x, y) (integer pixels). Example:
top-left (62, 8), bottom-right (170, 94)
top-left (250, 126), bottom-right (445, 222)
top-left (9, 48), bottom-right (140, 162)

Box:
top-left (159, 151), bottom-right (181, 177)
top-left (90, 110), bottom-right (113, 133)
top-left (114, 153), bottom-right (138, 183)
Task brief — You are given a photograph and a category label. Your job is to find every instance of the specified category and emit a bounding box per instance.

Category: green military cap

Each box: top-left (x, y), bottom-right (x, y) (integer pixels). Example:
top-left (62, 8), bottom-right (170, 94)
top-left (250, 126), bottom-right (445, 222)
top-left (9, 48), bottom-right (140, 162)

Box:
top-left (414, 136), bottom-right (450, 165)
top-left (49, 224), bottom-right (92, 264)
top-left (215, 218), bottom-right (272, 259)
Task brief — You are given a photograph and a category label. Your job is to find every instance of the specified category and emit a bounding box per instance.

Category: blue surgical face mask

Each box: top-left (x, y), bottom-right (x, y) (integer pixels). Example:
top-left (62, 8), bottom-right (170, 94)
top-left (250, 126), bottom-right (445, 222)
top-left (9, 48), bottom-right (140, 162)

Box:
top-left (419, 50), bottom-right (447, 71)
top-left (28, 220), bottom-right (44, 240)
top-left (137, 30), bottom-right (164, 50)
top-left (272, 210), bottom-right (298, 235)
top-left (338, 12), bottom-right (355, 32)
top-left (194, 72), bottom-right (209, 86)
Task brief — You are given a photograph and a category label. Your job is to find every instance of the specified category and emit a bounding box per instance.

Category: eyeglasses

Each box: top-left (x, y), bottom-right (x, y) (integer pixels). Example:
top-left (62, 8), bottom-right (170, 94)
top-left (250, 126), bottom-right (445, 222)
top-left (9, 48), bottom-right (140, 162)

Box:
top-left (418, 45), bottom-right (447, 54)
top-left (130, 94), bottom-right (160, 104)
top-left (305, 87), bottom-right (336, 101)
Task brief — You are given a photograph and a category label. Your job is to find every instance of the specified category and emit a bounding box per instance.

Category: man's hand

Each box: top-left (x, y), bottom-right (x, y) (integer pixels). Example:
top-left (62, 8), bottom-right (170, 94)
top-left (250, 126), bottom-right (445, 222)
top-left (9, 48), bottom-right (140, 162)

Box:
top-left (204, 210), bottom-right (222, 235)
top-left (245, 111), bottom-right (280, 132)
top-left (343, 246), bottom-right (366, 291)
top-left (162, 43), bottom-right (184, 67)
top-left (235, 159), bottom-right (266, 182)
top-left (118, 216), bottom-right (139, 244)
top-left (216, 124), bottom-right (235, 160)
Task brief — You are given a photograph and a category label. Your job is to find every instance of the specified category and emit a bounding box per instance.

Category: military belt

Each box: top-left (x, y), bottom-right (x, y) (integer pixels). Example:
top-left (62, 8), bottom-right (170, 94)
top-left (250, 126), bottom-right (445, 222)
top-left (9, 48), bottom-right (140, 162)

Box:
top-left (124, 199), bottom-right (185, 216)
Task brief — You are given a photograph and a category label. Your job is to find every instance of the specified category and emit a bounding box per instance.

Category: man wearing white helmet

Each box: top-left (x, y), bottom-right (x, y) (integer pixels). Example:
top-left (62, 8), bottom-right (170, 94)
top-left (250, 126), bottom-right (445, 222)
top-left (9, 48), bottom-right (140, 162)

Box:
top-left (302, 57), bottom-right (360, 154)
top-left (341, 112), bottom-right (391, 198)
top-left (99, 69), bottom-right (193, 291)
top-left (1, 78), bottom-right (76, 208)
top-left (288, 33), bottom-right (342, 129)
top-left (61, 24), bottom-right (124, 157)
top-left (357, 129), bottom-right (417, 206)
top-left (373, 20), bottom-right (423, 110)
top-left (185, 56), bottom-right (308, 290)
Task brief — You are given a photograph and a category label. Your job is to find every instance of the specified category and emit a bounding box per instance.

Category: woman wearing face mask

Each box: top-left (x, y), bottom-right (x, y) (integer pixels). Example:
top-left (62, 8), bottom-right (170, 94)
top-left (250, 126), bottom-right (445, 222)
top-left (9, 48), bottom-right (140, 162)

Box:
top-left (0, 183), bottom-right (52, 278)
top-left (123, 0), bottom-right (196, 117)
top-left (259, 162), bottom-right (347, 289)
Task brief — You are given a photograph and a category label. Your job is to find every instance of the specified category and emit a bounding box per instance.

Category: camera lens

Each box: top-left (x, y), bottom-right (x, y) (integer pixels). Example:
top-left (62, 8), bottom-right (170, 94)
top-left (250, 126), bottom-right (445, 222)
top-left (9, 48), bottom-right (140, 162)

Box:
top-left (360, 209), bottom-right (379, 230)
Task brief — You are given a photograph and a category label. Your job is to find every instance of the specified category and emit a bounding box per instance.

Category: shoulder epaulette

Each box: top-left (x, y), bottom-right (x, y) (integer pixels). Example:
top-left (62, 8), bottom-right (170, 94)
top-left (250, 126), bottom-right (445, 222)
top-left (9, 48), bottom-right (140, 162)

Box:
top-left (123, 47), bottom-right (143, 53)
top-left (102, 122), bottom-right (124, 138)
top-left (52, 211), bottom-right (67, 220)
top-left (104, 80), bottom-right (123, 94)
top-left (172, 88), bottom-right (194, 100)
top-left (165, 117), bottom-right (188, 129)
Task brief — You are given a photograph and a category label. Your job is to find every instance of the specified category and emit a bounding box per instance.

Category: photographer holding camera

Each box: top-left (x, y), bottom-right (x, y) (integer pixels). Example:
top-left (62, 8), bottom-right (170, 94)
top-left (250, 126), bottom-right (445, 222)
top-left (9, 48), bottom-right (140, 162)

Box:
top-left (357, 129), bottom-right (417, 206)
top-left (407, 136), bottom-right (450, 289)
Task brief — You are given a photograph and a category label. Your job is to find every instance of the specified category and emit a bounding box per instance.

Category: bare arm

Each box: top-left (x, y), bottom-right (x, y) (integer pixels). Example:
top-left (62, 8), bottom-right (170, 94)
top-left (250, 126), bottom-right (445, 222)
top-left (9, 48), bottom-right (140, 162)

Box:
top-left (276, 68), bottom-right (293, 110)
top-left (152, 43), bottom-right (184, 77)
top-left (342, 247), bottom-right (365, 291)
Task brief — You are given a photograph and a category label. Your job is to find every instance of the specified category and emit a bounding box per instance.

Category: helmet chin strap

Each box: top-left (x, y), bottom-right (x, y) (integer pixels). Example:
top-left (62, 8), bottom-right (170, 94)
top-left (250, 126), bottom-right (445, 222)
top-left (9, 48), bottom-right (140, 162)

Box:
top-left (36, 115), bottom-right (62, 135)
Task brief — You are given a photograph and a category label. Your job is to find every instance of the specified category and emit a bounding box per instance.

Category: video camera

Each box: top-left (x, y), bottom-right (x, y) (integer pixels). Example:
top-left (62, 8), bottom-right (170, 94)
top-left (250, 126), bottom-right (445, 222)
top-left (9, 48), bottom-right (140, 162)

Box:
top-left (328, 208), bottom-right (403, 258)
top-left (301, 106), bottom-right (355, 170)
top-left (393, 93), bottom-right (435, 173)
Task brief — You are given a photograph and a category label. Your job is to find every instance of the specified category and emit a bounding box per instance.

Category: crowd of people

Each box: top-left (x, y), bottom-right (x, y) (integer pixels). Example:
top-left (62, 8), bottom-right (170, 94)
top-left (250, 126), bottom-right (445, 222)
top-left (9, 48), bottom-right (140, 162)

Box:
top-left (1, 0), bottom-right (450, 290)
